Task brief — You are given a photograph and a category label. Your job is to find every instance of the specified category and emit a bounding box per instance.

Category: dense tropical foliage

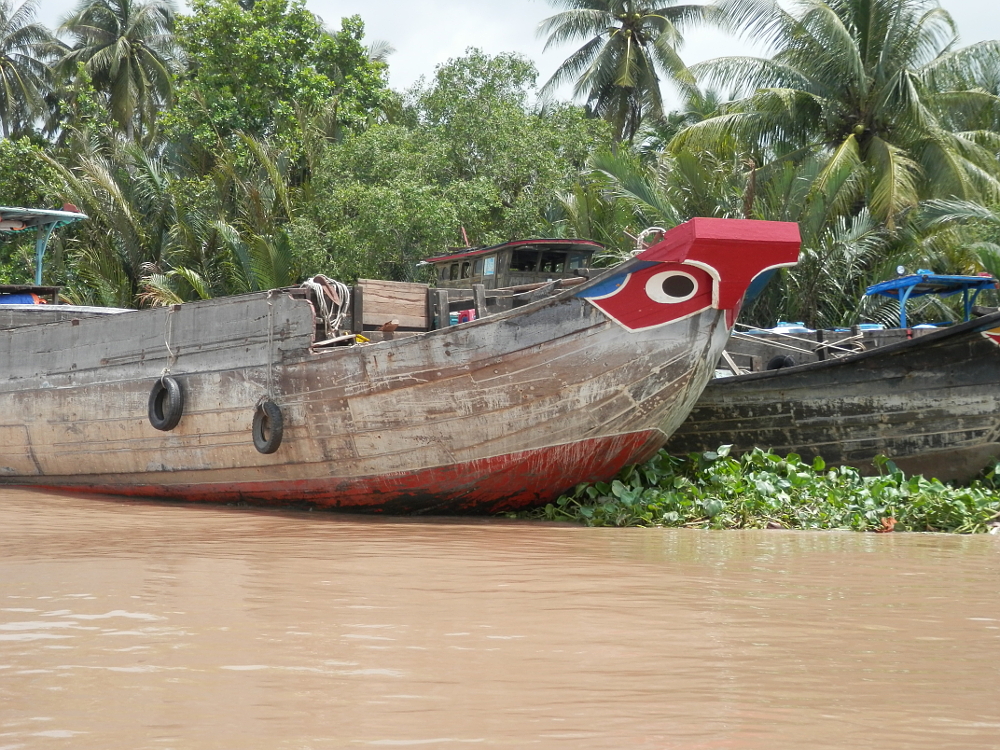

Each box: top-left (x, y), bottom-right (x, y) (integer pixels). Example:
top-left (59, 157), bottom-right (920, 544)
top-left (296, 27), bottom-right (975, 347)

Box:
top-left (0, 0), bottom-right (53, 137)
top-left (678, 0), bottom-right (1000, 228)
top-left (2, 0), bottom-right (1000, 328)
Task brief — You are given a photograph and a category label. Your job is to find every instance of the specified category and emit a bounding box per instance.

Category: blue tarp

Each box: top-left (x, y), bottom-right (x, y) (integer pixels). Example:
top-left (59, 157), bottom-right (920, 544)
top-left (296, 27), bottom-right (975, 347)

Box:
top-left (0, 293), bottom-right (39, 305)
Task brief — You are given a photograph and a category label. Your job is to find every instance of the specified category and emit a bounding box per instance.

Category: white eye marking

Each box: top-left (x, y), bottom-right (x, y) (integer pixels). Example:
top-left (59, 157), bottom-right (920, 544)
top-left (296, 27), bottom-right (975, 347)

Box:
top-left (645, 271), bottom-right (698, 303)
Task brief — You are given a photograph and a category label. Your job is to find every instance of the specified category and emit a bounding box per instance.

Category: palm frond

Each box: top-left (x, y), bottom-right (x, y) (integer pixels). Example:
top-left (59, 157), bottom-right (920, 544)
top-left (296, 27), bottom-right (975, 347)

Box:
top-left (867, 135), bottom-right (922, 227)
top-left (920, 198), bottom-right (1000, 228)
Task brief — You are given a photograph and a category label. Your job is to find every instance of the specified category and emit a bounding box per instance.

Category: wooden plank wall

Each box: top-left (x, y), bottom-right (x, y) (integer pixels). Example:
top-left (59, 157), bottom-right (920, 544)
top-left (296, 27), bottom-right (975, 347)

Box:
top-left (356, 279), bottom-right (429, 330)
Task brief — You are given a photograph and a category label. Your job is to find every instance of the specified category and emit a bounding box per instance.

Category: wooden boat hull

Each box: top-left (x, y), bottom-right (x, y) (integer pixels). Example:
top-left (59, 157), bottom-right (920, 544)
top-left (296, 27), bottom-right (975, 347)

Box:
top-left (0, 292), bottom-right (724, 512)
top-left (0, 218), bottom-right (800, 512)
top-left (666, 312), bottom-right (1000, 482)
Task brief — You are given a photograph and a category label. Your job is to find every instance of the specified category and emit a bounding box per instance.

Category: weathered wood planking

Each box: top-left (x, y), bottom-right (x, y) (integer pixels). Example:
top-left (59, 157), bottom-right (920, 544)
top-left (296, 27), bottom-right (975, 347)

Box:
top-left (357, 279), bottom-right (429, 330)
top-left (0, 286), bottom-right (730, 512)
top-left (1, 217), bottom-right (801, 513)
top-left (666, 312), bottom-right (1000, 482)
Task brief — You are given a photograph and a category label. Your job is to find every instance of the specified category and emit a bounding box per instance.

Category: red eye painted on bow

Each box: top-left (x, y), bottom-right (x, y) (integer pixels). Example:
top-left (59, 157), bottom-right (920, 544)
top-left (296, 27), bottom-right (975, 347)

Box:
top-left (579, 218), bottom-right (801, 333)
top-left (585, 263), bottom-right (715, 332)
top-left (646, 270), bottom-right (699, 303)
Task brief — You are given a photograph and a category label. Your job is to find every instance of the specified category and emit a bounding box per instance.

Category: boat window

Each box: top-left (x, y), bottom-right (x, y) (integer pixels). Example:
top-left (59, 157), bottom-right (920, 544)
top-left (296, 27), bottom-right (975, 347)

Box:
top-left (568, 252), bottom-right (589, 270)
top-left (449, 263), bottom-right (459, 280)
top-left (438, 265), bottom-right (449, 281)
top-left (473, 257), bottom-right (484, 275)
top-left (510, 248), bottom-right (540, 272)
top-left (483, 255), bottom-right (496, 275)
top-left (461, 261), bottom-right (472, 279)
top-left (539, 251), bottom-right (567, 274)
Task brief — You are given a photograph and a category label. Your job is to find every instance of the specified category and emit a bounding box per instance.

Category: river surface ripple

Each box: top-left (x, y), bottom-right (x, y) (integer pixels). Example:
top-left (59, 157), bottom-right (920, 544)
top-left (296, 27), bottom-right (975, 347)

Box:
top-left (2, 487), bottom-right (999, 749)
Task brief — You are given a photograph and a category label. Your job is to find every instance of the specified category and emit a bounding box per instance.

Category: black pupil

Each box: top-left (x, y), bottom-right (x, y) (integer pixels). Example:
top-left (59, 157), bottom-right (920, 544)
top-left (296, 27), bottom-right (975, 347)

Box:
top-left (662, 275), bottom-right (695, 298)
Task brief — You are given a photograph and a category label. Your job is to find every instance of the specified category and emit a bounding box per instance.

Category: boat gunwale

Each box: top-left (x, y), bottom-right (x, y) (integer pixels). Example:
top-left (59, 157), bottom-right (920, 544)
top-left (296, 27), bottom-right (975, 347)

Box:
top-left (713, 309), bottom-right (1000, 385)
top-left (300, 256), bottom-right (656, 352)
top-left (0, 255), bottom-right (641, 341)
top-left (0, 303), bottom-right (134, 315)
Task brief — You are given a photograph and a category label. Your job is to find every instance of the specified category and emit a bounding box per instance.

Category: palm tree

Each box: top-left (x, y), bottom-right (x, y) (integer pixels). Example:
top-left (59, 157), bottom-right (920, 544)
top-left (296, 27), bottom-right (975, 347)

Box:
top-left (636, 86), bottom-right (724, 159)
top-left (58, 0), bottom-right (180, 141)
top-left (365, 39), bottom-right (395, 65)
top-left (538, 0), bottom-right (705, 144)
top-left (0, 0), bottom-right (53, 136)
top-left (542, 178), bottom-right (638, 257)
top-left (138, 131), bottom-right (305, 304)
top-left (44, 130), bottom-right (179, 304)
top-left (920, 198), bottom-right (1000, 277)
top-left (673, 0), bottom-right (1000, 228)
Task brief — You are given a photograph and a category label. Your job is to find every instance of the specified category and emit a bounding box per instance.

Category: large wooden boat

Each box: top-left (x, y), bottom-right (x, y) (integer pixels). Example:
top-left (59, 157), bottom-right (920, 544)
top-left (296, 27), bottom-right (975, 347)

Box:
top-left (0, 217), bottom-right (799, 513)
top-left (667, 273), bottom-right (1000, 482)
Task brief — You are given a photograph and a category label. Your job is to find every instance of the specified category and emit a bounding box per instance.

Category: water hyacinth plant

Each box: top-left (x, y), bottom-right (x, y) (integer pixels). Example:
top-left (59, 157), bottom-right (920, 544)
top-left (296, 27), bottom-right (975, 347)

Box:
top-left (520, 447), bottom-right (1000, 534)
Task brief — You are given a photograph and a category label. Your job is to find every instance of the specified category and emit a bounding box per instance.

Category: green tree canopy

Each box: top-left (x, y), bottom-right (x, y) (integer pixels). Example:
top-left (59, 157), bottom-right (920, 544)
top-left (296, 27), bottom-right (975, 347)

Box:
top-left (674, 0), bottom-right (1000, 227)
top-left (301, 50), bottom-right (609, 281)
top-left (167, 0), bottom-right (389, 157)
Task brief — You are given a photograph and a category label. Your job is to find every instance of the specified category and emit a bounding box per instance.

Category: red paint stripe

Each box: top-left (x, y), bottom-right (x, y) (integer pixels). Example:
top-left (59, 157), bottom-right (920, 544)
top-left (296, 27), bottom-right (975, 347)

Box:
top-left (31, 431), bottom-right (666, 515)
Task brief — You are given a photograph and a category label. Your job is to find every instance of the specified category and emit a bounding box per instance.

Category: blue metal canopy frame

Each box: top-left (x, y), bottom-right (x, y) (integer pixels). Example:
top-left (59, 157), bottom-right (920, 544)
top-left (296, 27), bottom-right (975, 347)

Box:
top-left (865, 271), bottom-right (999, 328)
top-left (0, 206), bottom-right (88, 285)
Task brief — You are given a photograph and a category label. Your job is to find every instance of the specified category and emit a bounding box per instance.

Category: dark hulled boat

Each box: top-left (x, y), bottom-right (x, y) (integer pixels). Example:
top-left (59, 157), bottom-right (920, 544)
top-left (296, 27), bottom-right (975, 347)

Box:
top-left (667, 273), bottom-right (1000, 482)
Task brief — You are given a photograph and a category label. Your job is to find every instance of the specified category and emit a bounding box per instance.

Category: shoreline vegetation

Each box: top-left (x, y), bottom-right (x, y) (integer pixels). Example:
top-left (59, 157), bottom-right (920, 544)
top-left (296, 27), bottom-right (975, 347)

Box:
top-left (5, 0), bottom-right (1000, 334)
top-left (514, 447), bottom-right (1000, 534)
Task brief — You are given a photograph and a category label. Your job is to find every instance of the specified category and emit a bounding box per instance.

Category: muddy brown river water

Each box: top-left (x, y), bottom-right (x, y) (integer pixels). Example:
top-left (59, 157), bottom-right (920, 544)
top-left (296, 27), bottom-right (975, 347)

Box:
top-left (2, 487), bottom-right (999, 749)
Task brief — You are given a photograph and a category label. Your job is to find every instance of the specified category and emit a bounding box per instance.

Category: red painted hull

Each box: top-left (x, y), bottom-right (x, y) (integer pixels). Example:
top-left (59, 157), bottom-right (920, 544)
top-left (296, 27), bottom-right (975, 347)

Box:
top-left (34, 430), bottom-right (665, 515)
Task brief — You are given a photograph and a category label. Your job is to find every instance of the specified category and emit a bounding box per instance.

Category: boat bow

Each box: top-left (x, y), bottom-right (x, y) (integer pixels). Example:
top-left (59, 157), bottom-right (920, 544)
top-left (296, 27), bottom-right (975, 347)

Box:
top-left (579, 218), bottom-right (801, 330)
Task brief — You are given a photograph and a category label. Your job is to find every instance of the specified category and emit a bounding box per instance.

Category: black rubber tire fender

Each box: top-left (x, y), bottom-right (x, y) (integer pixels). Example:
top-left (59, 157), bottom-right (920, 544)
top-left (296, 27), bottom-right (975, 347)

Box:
top-left (148, 376), bottom-right (184, 431)
top-left (253, 400), bottom-right (284, 454)
top-left (766, 354), bottom-right (796, 371)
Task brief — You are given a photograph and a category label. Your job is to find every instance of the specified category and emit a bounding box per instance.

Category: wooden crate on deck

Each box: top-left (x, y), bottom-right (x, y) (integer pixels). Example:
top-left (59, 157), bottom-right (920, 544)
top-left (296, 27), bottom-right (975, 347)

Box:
top-left (354, 279), bottom-right (430, 332)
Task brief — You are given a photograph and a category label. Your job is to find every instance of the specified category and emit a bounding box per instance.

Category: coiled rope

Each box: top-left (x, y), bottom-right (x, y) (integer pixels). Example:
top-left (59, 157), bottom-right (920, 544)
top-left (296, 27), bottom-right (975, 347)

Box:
top-left (300, 274), bottom-right (351, 339)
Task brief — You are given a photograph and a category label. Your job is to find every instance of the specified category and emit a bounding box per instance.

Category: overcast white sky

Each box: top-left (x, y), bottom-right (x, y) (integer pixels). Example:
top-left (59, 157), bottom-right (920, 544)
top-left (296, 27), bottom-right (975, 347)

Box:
top-left (36, 0), bottom-right (1000, 102)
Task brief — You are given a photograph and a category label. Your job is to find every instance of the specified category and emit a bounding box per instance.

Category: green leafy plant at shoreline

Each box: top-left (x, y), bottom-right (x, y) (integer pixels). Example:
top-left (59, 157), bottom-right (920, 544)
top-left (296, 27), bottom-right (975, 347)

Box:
top-left (518, 447), bottom-right (1000, 534)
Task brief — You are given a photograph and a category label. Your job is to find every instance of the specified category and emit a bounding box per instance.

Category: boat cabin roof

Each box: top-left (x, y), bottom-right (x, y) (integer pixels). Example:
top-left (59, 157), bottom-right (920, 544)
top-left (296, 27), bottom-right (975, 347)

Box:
top-left (0, 206), bottom-right (88, 233)
top-left (0, 206), bottom-right (89, 286)
top-left (424, 238), bottom-right (604, 291)
top-left (865, 271), bottom-right (999, 327)
top-left (422, 238), bottom-right (602, 264)
top-left (865, 272), bottom-right (999, 300)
